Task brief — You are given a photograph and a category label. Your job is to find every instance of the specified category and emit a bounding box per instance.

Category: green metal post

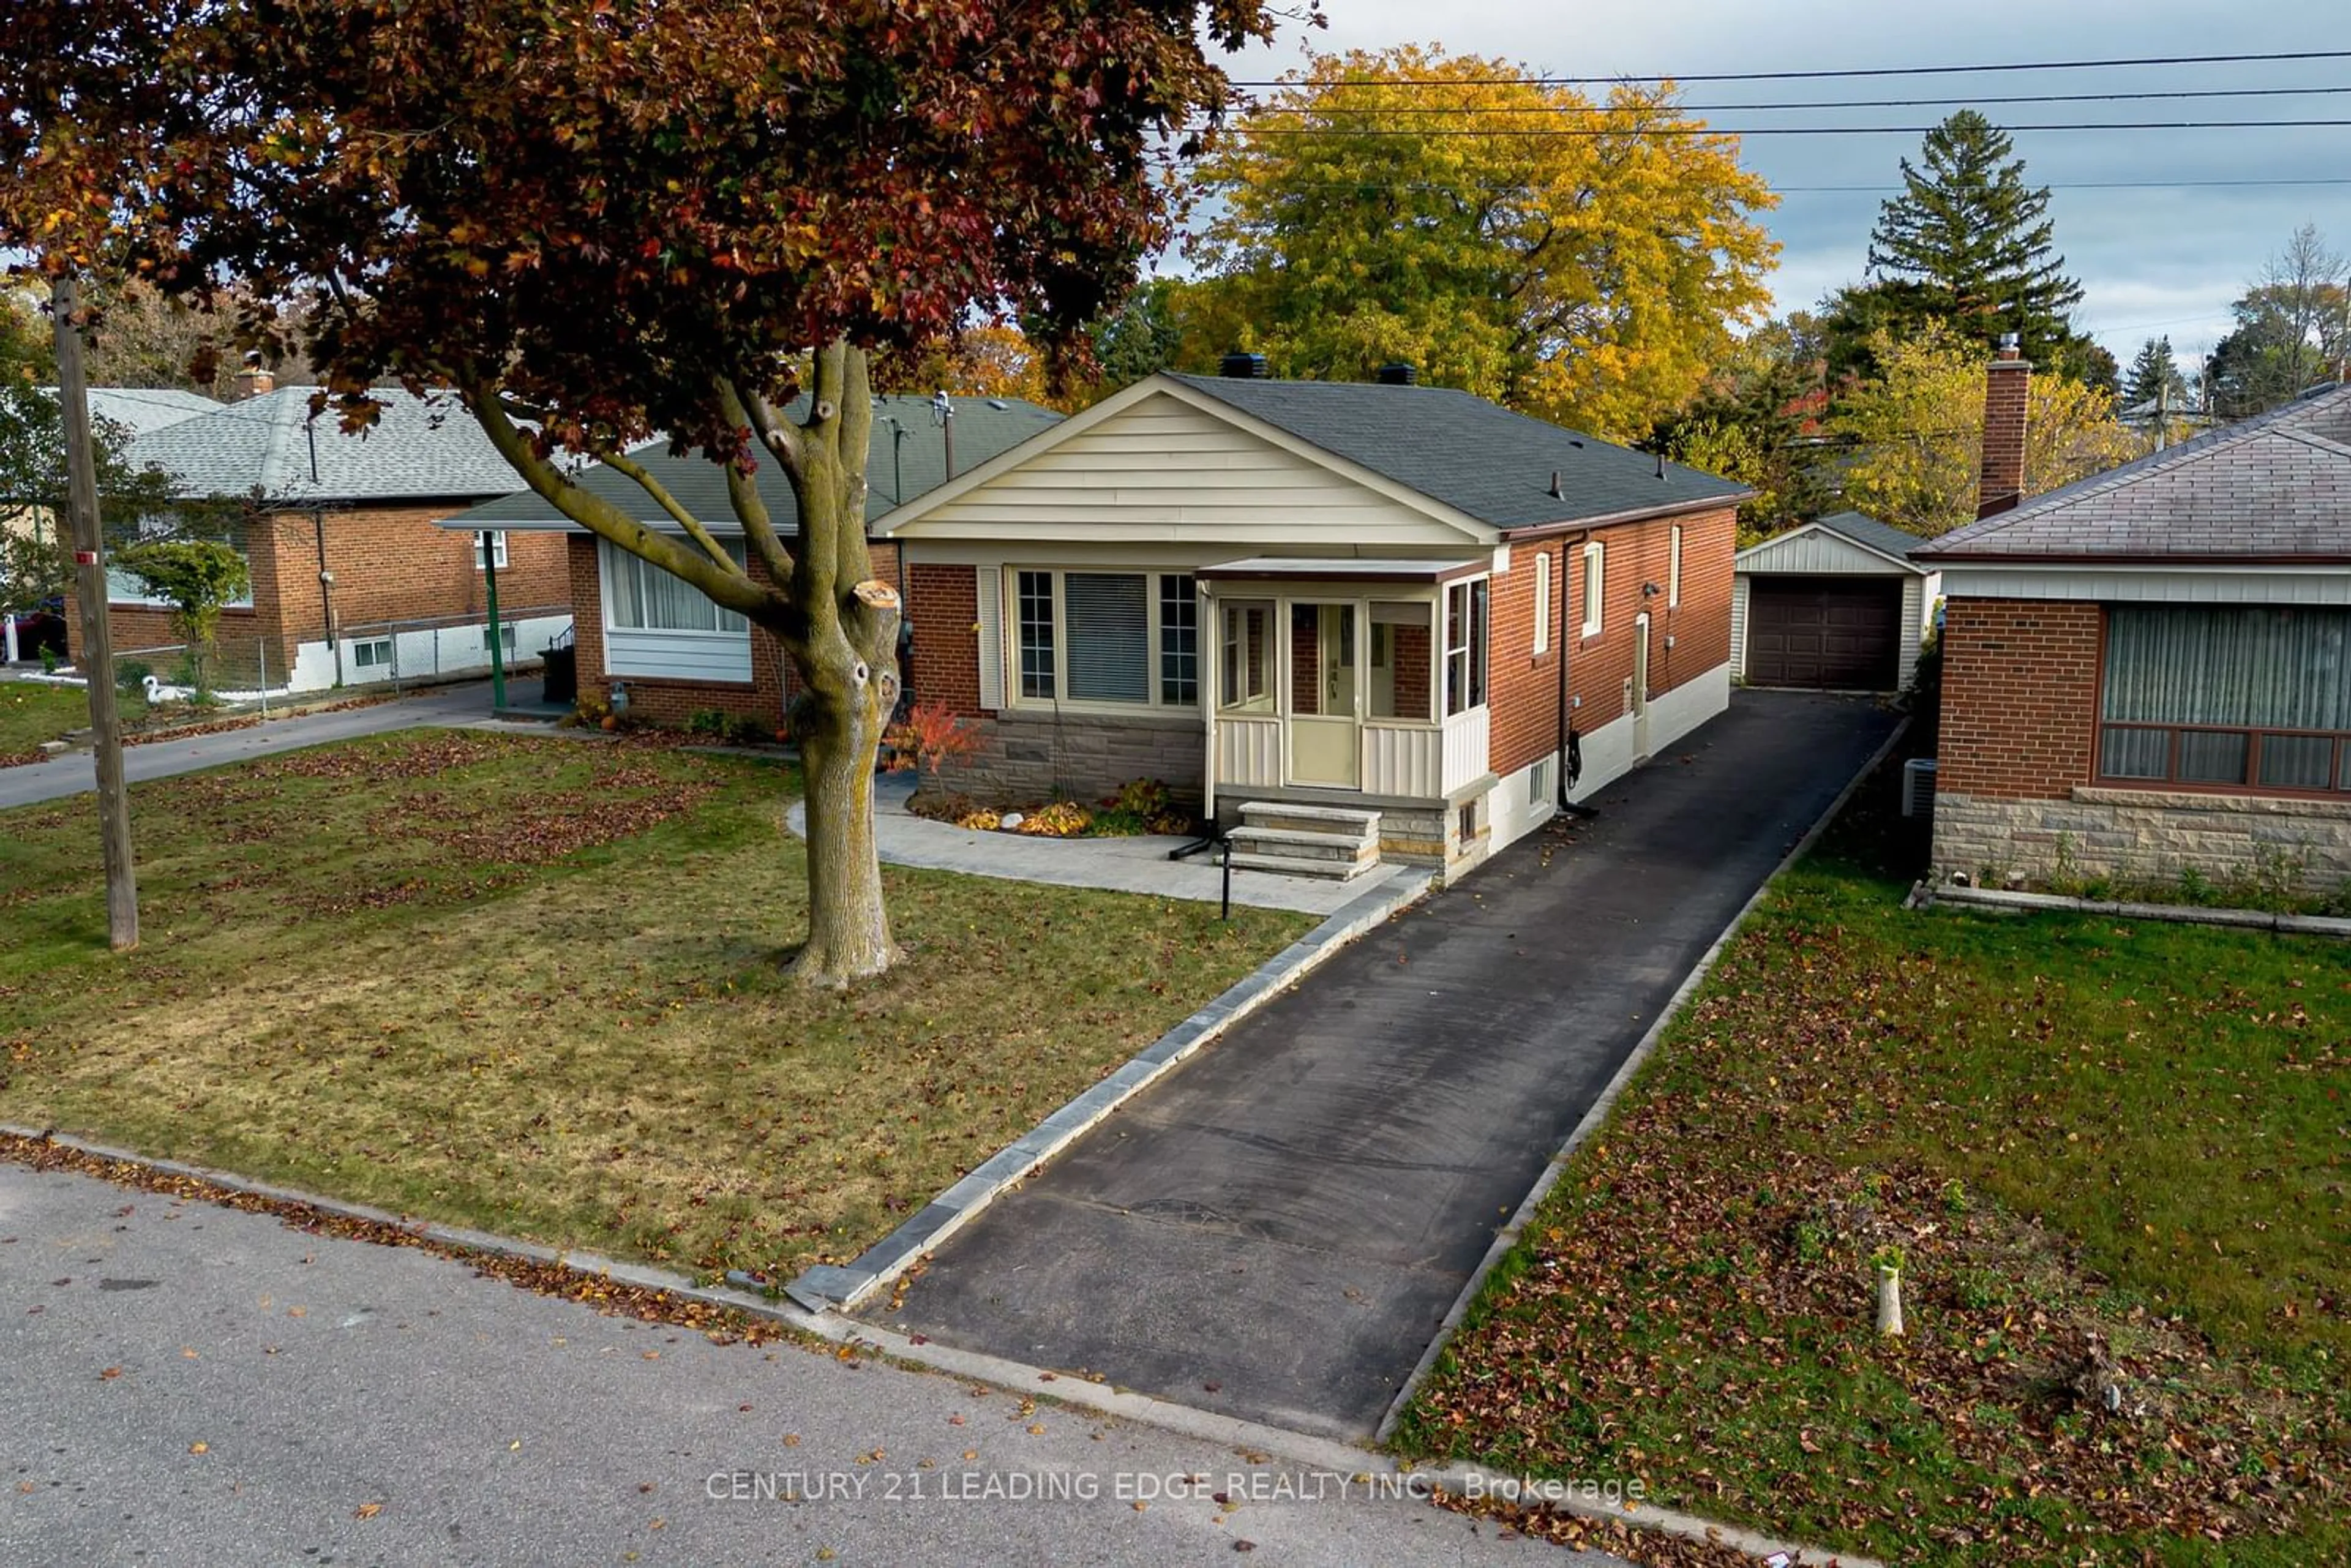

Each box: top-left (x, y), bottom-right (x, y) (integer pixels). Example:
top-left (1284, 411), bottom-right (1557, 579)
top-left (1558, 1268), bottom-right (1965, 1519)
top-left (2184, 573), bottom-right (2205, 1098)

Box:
top-left (481, 530), bottom-right (507, 711)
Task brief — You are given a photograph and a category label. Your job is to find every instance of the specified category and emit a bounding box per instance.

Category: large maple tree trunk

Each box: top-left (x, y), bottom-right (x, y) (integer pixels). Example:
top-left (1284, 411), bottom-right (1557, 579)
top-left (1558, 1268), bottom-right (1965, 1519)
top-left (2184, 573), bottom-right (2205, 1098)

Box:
top-left (782, 593), bottom-right (901, 986)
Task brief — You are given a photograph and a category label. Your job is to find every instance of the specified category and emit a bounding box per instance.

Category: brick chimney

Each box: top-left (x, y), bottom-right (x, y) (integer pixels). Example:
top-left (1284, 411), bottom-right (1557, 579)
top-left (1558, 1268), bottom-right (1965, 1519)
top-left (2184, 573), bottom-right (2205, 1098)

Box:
top-left (233, 351), bottom-right (274, 402)
top-left (1976, 334), bottom-right (2029, 519)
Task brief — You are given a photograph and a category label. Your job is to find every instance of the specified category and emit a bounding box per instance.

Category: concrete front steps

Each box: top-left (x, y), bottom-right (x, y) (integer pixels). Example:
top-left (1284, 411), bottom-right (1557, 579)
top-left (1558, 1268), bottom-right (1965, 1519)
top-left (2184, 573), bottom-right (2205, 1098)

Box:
top-left (1225, 801), bottom-right (1382, 882)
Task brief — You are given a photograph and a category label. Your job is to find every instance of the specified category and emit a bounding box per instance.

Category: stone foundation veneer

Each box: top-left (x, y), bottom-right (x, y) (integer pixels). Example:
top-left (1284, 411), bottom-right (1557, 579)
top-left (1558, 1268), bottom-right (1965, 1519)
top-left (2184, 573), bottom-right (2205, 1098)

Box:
top-left (956, 708), bottom-right (1207, 808)
top-left (1933, 787), bottom-right (2351, 890)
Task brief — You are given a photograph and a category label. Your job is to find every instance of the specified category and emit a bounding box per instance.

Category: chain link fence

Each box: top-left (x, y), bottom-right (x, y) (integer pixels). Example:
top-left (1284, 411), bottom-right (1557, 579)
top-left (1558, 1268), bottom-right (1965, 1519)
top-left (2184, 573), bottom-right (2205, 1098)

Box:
top-left (337, 604), bottom-right (571, 695)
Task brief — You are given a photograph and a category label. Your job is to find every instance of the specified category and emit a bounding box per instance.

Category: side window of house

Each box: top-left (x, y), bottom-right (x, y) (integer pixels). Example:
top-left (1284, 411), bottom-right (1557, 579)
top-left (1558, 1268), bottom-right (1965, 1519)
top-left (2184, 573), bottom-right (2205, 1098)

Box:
top-left (1581, 541), bottom-right (1605, 637)
top-left (1160, 576), bottom-right (1199, 705)
top-left (473, 530), bottom-right (509, 571)
top-left (2099, 606), bottom-right (2351, 793)
top-left (1533, 550), bottom-right (1552, 654)
top-left (1668, 525), bottom-right (1683, 609)
top-left (605, 540), bottom-right (748, 633)
top-left (1443, 578), bottom-right (1488, 715)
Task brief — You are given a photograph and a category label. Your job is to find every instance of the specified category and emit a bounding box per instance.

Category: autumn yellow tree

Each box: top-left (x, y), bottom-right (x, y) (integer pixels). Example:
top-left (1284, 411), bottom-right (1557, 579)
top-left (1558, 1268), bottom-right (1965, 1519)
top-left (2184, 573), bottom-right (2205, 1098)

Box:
top-left (1189, 46), bottom-right (1779, 440)
top-left (1831, 324), bottom-right (2142, 536)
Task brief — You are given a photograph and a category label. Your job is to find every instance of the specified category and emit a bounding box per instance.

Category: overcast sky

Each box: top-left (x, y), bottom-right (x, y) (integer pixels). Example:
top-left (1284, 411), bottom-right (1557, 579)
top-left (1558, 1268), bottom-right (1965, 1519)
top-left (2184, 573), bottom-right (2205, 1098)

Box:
top-left (1216, 0), bottom-right (2350, 372)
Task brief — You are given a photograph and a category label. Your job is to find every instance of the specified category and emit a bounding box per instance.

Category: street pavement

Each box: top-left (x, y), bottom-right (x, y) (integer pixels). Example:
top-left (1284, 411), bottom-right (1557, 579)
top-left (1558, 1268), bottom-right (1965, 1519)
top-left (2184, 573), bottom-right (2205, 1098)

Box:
top-left (0, 1160), bottom-right (1618, 1567)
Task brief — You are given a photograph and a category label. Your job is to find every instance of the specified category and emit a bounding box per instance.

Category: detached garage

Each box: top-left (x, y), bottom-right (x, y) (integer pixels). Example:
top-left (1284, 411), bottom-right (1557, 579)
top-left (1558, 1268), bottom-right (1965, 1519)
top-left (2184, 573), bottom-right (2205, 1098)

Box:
top-left (1733, 511), bottom-right (1940, 692)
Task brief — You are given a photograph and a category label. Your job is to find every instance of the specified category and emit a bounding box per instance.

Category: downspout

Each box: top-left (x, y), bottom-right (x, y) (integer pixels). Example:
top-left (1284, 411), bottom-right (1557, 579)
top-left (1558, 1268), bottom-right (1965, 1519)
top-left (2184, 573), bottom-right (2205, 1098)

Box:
top-left (1552, 528), bottom-right (1597, 819)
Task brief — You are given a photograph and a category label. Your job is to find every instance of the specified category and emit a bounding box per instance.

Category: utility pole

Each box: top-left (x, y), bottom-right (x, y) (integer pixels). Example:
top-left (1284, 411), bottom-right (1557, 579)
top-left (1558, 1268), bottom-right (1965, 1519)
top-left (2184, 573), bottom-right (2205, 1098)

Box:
top-left (51, 274), bottom-right (139, 950)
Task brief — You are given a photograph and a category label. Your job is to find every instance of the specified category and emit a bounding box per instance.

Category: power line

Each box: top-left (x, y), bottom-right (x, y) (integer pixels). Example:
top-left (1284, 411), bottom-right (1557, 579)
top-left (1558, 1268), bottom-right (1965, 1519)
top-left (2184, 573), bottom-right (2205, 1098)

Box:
top-left (1228, 84), bottom-right (2351, 116)
top-left (1226, 47), bottom-right (2351, 89)
top-left (1205, 118), bottom-right (2351, 138)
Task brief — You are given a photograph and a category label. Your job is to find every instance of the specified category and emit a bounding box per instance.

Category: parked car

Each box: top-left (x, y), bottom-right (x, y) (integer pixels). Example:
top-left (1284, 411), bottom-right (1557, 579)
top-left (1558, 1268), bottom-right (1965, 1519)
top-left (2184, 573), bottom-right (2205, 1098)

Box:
top-left (3, 605), bottom-right (67, 662)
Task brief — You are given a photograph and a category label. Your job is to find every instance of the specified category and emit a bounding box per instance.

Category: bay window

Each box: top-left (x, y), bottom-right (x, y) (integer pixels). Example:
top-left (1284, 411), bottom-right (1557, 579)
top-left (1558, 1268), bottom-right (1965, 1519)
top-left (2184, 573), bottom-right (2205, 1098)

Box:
top-left (2099, 606), bottom-right (2351, 793)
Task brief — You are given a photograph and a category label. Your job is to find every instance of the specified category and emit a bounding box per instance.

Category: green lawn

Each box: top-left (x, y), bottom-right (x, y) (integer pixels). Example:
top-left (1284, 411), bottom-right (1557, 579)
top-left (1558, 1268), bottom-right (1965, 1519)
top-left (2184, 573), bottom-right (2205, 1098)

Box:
top-left (0, 730), bottom-right (1311, 1278)
top-left (1397, 749), bottom-right (2350, 1566)
top-left (0, 681), bottom-right (136, 762)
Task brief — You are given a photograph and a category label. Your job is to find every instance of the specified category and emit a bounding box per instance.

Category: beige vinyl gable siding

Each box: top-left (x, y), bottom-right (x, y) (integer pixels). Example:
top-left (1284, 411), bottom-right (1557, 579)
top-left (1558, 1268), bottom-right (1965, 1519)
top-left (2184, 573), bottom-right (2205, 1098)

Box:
top-left (901, 391), bottom-right (1483, 549)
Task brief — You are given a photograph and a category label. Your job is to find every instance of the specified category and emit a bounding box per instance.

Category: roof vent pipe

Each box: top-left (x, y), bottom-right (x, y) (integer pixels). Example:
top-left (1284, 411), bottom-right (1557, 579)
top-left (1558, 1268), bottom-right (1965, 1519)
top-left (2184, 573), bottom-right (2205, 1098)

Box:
top-left (1220, 351), bottom-right (1268, 380)
top-left (1376, 362), bottom-right (1417, 385)
top-left (1548, 470), bottom-right (1563, 499)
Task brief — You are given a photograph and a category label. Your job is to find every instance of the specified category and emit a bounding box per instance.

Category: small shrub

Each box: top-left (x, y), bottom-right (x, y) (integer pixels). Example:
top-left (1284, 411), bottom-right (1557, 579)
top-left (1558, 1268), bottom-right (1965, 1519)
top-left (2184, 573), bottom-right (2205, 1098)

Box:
top-left (1014, 800), bottom-right (1091, 837)
top-left (684, 708), bottom-right (731, 738)
top-left (884, 699), bottom-right (982, 780)
top-left (724, 715), bottom-right (771, 747)
top-left (39, 646), bottom-right (60, 674)
top-left (115, 660), bottom-right (154, 699)
top-left (954, 806), bottom-right (1002, 831)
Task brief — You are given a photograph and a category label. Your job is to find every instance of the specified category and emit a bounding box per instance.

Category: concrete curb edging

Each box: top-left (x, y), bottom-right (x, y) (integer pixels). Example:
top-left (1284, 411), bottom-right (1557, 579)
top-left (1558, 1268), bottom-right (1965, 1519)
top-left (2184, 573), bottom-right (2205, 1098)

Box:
top-left (0, 1124), bottom-right (833, 1338)
top-left (1371, 716), bottom-right (1916, 1450)
top-left (821, 1316), bottom-right (1883, 1568)
top-left (1913, 880), bottom-right (2351, 937)
top-left (774, 867), bottom-right (1439, 1315)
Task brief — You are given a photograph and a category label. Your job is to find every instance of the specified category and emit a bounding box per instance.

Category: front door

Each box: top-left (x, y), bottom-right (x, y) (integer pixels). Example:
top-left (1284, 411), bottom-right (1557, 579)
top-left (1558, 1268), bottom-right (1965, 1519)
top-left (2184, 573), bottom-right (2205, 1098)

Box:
top-left (1287, 601), bottom-right (1360, 787)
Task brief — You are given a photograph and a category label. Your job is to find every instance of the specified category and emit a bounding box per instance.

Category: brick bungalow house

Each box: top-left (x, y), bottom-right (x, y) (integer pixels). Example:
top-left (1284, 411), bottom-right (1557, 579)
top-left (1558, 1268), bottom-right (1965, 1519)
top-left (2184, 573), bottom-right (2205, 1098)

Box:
top-left (1918, 356), bottom-right (2351, 891)
top-left (446, 394), bottom-right (1063, 729)
top-left (877, 364), bottom-right (1747, 877)
top-left (69, 375), bottom-right (556, 691)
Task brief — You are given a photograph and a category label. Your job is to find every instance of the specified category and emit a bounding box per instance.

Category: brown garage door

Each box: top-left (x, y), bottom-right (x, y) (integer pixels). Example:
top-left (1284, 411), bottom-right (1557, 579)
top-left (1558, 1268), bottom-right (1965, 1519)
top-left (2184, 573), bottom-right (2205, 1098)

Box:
top-left (1746, 576), bottom-right (1903, 690)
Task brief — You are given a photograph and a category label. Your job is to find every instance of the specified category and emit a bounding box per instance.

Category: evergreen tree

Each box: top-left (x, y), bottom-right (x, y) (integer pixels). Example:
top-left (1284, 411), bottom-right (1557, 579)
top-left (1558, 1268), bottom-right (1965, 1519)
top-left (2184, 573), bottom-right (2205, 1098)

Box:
top-left (2124, 337), bottom-right (2189, 408)
top-left (1862, 110), bottom-right (2086, 367)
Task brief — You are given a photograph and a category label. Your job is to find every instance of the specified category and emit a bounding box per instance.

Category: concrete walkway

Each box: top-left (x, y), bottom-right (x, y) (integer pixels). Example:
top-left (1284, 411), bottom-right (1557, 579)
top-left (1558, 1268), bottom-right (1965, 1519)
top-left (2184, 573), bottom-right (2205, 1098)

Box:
top-left (790, 773), bottom-right (1412, 918)
top-left (0, 681), bottom-right (534, 811)
top-left (863, 691), bottom-right (1900, 1441)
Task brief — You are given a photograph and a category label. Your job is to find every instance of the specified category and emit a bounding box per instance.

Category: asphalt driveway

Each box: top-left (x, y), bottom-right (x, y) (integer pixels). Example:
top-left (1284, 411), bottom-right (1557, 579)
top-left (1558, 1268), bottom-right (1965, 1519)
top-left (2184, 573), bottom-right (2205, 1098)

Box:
top-left (866, 690), bottom-right (1900, 1440)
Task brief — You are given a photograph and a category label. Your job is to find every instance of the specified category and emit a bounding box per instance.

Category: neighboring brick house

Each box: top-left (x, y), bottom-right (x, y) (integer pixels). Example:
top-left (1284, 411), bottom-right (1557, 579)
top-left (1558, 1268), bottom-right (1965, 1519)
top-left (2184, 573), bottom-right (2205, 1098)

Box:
top-left (446, 395), bottom-right (1063, 729)
top-left (66, 376), bottom-right (550, 692)
top-left (880, 365), bottom-right (1747, 877)
top-left (1918, 359), bottom-right (2351, 892)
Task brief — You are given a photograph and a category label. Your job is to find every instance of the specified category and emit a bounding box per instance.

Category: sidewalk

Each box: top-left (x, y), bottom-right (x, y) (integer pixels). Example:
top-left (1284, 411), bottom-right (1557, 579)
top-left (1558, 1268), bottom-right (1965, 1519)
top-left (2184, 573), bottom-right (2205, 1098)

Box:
top-left (0, 682), bottom-right (544, 811)
top-left (789, 773), bottom-right (1411, 918)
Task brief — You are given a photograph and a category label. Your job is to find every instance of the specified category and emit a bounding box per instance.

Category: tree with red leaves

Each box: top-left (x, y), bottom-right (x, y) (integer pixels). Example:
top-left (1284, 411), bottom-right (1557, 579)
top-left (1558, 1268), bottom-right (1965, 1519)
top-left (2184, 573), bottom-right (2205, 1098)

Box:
top-left (0, 0), bottom-right (1286, 985)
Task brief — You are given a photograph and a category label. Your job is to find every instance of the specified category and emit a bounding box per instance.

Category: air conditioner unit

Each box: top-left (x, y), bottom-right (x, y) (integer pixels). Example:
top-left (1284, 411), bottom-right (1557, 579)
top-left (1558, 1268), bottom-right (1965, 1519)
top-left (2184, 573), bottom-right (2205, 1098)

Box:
top-left (1901, 757), bottom-right (1939, 819)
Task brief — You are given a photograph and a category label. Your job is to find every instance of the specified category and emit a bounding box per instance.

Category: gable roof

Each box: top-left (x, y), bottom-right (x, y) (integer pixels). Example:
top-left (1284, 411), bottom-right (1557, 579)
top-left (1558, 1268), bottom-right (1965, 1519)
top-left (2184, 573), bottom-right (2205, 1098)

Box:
top-left (1161, 373), bottom-right (1748, 531)
top-left (451, 394), bottom-right (1063, 533)
top-left (131, 386), bottom-right (529, 507)
top-left (1812, 509), bottom-right (1928, 564)
top-left (1918, 381), bottom-right (2351, 565)
top-left (71, 387), bottom-right (222, 439)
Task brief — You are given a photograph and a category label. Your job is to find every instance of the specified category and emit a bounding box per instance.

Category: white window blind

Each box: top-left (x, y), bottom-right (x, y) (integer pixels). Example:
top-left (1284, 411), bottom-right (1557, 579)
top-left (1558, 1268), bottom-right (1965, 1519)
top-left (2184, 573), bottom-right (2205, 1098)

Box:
top-left (1062, 572), bottom-right (1149, 703)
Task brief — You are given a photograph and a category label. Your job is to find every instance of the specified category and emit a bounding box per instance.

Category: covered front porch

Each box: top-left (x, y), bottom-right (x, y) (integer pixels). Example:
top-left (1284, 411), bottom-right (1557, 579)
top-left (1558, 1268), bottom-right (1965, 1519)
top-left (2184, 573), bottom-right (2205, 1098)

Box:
top-left (1199, 557), bottom-right (1497, 869)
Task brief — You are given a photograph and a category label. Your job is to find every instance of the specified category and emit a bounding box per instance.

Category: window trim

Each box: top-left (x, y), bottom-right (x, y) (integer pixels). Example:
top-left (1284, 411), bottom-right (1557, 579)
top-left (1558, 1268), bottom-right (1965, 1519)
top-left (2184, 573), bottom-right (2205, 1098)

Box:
top-left (1532, 550), bottom-right (1552, 655)
top-left (1218, 597), bottom-right (1276, 715)
top-left (1668, 525), bottom-right (1683, 610)
top-left (599, 537), bottom-right (751, 639)
top-left (1006, 565), bottom-right (1203, 714)
top-left (1580, 541), bottom-right (1605, 638)
top-left (351, 635), bottom-right (394, 671)
top-left (1443, 577), bottom-right (1490, 717)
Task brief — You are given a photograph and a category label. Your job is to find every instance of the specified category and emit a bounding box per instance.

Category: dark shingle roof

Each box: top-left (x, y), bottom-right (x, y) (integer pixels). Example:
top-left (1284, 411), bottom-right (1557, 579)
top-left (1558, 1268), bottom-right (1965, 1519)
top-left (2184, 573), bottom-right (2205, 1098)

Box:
top-left (1164, 373), bottom-right (1748, 529)
top-left (1919, 381), bottom-right (2351, 563)
top-left (132, 386), bottom-right (527, 505)
top-left (1812, 509), bottom-right (1928, 564)
top-left (455, 394), bottom-right (1065, 531)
